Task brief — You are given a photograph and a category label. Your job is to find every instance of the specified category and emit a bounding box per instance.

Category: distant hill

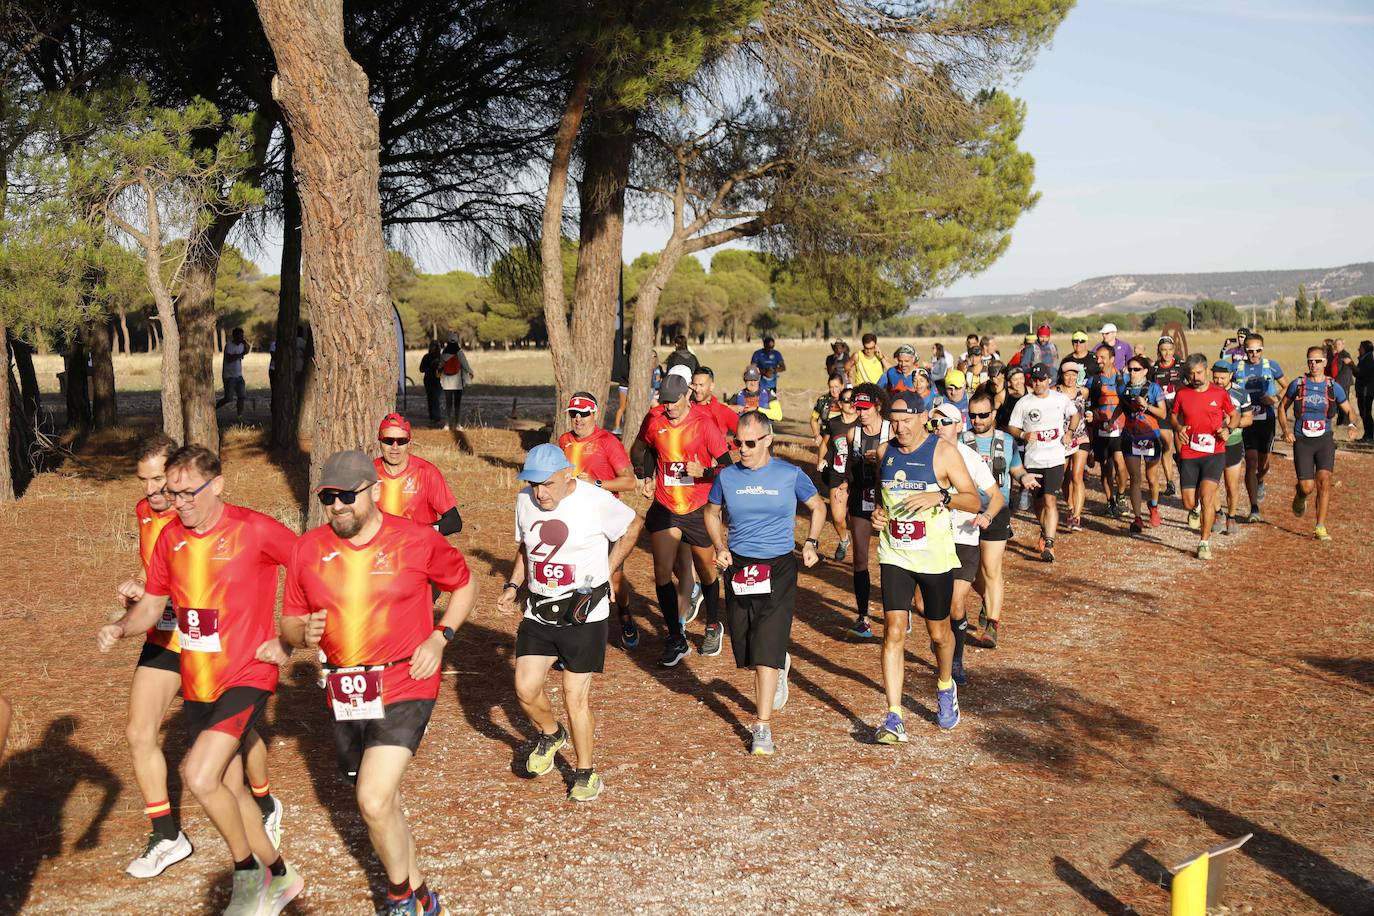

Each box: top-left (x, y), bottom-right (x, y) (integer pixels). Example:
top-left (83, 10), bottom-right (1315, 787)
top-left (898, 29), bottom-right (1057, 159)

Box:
top-left (914, 262), bottom-right (1373, 317)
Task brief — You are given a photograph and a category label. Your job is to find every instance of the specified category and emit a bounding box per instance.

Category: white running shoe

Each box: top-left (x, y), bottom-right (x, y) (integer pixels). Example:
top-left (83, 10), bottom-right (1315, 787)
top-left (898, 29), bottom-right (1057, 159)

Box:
top-left (125, 830), bottom-right (193, 878)
top-left (263, 796), bottom-right (284, 848)
top-left (773, 653), bottom-right (791, 711)
top-left (223, 866), bottom-right (268, 916)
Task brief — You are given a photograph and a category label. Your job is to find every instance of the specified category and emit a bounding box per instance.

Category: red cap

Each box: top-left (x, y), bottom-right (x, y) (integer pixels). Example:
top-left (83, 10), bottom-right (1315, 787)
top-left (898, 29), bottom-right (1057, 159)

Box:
top-left (566, 395), bottom-right (598, 412)
top-left (853, 394), bottom-right (876, 410)
top-left (378, 412), bottom-right (411, 437)
top-left (1037, 324), bottom-right (1052, 336)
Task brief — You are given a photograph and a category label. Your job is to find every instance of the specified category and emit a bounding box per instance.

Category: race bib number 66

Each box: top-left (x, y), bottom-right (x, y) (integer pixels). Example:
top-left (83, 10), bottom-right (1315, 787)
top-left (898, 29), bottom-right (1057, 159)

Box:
top-left (177, 607), bottom-right (221, 653)
top-left (535, 561), bottom-right (575, 588)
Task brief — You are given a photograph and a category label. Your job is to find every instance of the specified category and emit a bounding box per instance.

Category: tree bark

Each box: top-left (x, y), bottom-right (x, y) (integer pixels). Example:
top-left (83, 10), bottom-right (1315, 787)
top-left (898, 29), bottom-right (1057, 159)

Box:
top-left (0, 322), bottom-right (12, 501)
top-left (117, 308), bottom-right (130, 355)
top-left (270, 132), bottom-right (302, 450)
top-left (258, 0), bottom-right (396, 527)
top-left (623, 240), bottom-right (684, 450)
top-left (82, 317), bottom-right (118, 429)
top-left (176, 215), bottom-right (237, 452)
top-left (63, 335), bottom-right (90, 431)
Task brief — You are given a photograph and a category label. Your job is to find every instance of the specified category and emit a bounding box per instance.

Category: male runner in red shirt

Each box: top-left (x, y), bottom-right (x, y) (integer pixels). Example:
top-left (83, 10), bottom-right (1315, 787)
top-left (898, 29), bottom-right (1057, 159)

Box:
top-left (265, 450), bottom-right (474, 916)
top-left (374, 413), bottom-right (462, 534)
top-left (98, 446), bottom-right (302, 915)
top-left (1172, 353), bottom-right (1238, 560)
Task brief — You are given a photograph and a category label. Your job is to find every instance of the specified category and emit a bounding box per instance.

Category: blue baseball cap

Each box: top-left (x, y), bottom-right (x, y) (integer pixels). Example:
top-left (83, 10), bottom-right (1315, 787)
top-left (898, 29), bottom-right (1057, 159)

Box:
top-left (517, 443), bottom-right (574, 482)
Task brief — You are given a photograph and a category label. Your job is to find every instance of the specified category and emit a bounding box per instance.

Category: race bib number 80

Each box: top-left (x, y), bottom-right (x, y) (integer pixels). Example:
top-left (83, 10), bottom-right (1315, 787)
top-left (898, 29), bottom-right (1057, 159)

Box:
top-left (177, 607), bottom-right (221, 653)
top-left (326, 668), bottom-right (384, 721)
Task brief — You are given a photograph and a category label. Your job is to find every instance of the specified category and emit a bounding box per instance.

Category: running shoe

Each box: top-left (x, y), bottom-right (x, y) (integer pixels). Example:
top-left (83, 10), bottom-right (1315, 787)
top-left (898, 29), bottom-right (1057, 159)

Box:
top-left (834, 537), bottom-right (851, 562)
top-left (874, 712), bottom-right (908, 744)
top-left (1314, 525), bottom-right (1331, 541)
top-left (263, 796), bottom-right (283, 849)
top-left (619, 615), bottom-right (639, 650)
top-left (774, 653), bottom-right (791, 711)
top-left (1165, 479), bottom-right (1176, 497)
top-left (1196, 541), bottom-right (1212, 560)
top-left (1257, 482), bottom-right (1266, 502)
top-left (977, 605), bottom-right (988, 632)
top-left (1040, 536), bottom-right (1055, 563)
top-left (1223, 515), bottom-right (1236, 536)
top-left (1072, 514), bottom-right (1085, 532)
top-left (384, 894), bottom-right (422, 916)
top-left (611, 427), bottom-right (622, 436)
top-left (658, 636), bottom-right (690, 668)
top-left (1148, 504), bottom-right (1162, 528)
top-left (700, 622), bottom-right (724, 657)
top-left (569, 770), bottom-right (604, 802)
top-left (846, 616), bottom-right (875, 640)
top-left (906, 613), bottom-right (912, 635)
top-left (936, 683), bottom-right (960, 730)
top-left (686, 583), bottom-right (703, 625)
top-left (750, 722), bottom-right (775, 756)
top-left (421, 891), bottom-right (448, 916)
top-left (1247, 509), bottom-right (1261, 524)
top-left (1129, 515), bottom-right (1144, 534)
top-left (1105, 499), bottom-right (1121, 520)
top-left (968, 622), bottom-right (998, 650)
top-left (125, 830), bottom-right (193, 878)
top-left (223, 867), bottom-right (268, 916)
top-left (1292, 492), bottom-right (1307, 517)
top-left (1187, 508), bottom-right (1200, 530)
top-left (263, 860), bottom-right (303, 916)
top-left (526, 723), bottom-right (568, 776)
top-left (1017, 489), bottom-right (1031, 512)
top-left (951, 657), bottom-right (967, 687)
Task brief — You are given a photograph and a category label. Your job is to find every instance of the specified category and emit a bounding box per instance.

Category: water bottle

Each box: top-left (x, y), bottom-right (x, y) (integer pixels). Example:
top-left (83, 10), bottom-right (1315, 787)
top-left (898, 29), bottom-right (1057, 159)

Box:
top-left (572, 575), bottom-right (595, 625)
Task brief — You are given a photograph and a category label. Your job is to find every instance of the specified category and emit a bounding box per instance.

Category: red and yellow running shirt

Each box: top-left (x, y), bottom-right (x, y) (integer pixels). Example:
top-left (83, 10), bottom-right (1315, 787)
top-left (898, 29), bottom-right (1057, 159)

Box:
top-left (1172, 383), bottom-right (1236, 459)
top-left (284, 513), bottom-right (471, 703)
top-left (558, 428), bottom-right (632, 499)
top-left (373, 455), bottom-right (457, 526)
top-left (639, 405), bottom-right (729, 515)
top-left (137, 497), bottom-right (181, 651)
top-left (145, 504), bottom-right (297, 702)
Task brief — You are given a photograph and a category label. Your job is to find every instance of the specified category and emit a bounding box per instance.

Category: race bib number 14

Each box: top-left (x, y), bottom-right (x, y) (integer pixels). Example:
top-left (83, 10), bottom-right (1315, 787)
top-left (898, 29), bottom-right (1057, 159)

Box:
top-left (732, 564), bottom-right (772, 596)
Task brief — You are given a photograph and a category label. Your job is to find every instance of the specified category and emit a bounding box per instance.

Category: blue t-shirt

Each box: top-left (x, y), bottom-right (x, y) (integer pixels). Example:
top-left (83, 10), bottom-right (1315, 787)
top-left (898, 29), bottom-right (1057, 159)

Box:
top-left (732, 387), bottom-right (773, 411)
top-left (880, 367), bottom-right (919, 394)
top-left (751, 348), bottom-right (784, 391)
top-left (1232, 358), bottom-right (1284, 420)
top-left (1119, 381), bottom-right (1165, 441)
top-left (937, 391), bottom-right (970, 426)
top-left (965, 430), bottom-right (1021, 501)
top-left (708, 458), bottom-right (817, 558)
top-left (1284, 377), bottom-right (1347, 435)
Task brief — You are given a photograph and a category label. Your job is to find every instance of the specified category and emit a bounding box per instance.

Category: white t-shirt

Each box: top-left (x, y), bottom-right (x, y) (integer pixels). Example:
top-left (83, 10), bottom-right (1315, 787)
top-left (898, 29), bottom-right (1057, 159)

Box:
top-left (951, 441), bottom-right (997, 546)
top-left (514, 480), bottom-right (635, 624)
top-left (222, 341), bottom-right (247, 379)
top-left (1009, 390), bottom-right (1077, 469)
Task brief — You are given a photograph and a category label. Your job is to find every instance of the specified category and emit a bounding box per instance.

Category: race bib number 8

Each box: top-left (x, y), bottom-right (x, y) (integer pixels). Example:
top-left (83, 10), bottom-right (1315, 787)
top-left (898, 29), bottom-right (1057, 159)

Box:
top-left (326, 668), bottom-right (384, 721)
top-left (534, 561), bottom-right (575, 589)
top-left (1301, 419), bottom-right (1327, 437)
top-left (888, 518), bottom-right (927, 547)
top-left (1189, 432), bottom-right (1216, 452)
top-left (177, 607), bottom-right (221, 652)
top-left (663, 461), bottom-right (693, 487)
top-left (732, 563), bottom-right (772, 596)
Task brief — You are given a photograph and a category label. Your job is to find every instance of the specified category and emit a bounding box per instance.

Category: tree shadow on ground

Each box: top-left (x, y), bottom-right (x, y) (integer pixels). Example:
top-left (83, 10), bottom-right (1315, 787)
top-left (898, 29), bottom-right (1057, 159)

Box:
top-left (471, 427), bottom-right (553, 472)
top-left (1110, 837), bottom-right (1170, 890)
top-left (260, 437), bottom-right (311, 526)
top-left (1053, 855), bottom-right (1138, 915)
top-left (0, 716), bottom-right (120, 913)
top-left (1303, 656), bottom-right (1374, 689)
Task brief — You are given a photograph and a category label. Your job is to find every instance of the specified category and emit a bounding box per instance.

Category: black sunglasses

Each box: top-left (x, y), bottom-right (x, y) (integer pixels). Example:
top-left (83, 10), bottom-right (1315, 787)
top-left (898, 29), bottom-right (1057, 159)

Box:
top-left (1244, 348), bottom-right (1263, 354)
top-left (930, 417), bottom-right (959, 427)
top-left (567, 409), bottom-right (593, 418)
top-left (968, 410), bottom-right (992, 419)
top-left (733, 434), bottom-right (771, 448)
top-left (1129, 366), bottom-right (1147, 372)
top-left (379, 437), bottom-right (410, 446)
top-left (318, 487), bottom-right (367, 506)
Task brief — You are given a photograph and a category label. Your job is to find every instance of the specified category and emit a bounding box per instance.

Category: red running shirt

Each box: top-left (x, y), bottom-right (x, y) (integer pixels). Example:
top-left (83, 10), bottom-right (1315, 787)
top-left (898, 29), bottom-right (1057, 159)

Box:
top-left (558, 428), bottom-right (632, 498)
top-left (1172, 384), bottom-right (1235, 459)
top-left (284, 514), bottom-right (471, 703)
top-left (373, 455), bottom-right (456, 526)
top-left (145, 505), bottom-right (297, 702)
top-left (639, 406), bottom-right (729, 515)
top-left (137, 497), bottom-right (181, 651)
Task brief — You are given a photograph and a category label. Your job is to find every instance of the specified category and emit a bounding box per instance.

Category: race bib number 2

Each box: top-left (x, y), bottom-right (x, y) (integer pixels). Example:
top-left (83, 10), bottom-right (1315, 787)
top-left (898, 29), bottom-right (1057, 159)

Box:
top-left (177, 607), bottom-right (221, 653)
top-left (326, 668), bottom-right (384, 721)
top-left (732, 564), bottom-right (772, 596)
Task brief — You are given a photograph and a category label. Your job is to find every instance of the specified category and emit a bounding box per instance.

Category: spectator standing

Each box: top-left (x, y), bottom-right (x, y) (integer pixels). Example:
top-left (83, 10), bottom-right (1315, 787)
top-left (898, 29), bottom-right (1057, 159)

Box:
top-left (419, 340), bottom-right (444, 427)
top-left (439, 333), bottom-right (475, 430)
top-left (215, 327), bottom-right (249, 417)
top-left (1355, 340), bottom-right (1374, 442)
top-left (930, 343), bottom-right (951, 393)
top-left (825, 340), bottom-right (851, 382)
top-left (847, 334), bottom-right (889, 385)
top-left (1331, 338), bottom-right (1355, 392)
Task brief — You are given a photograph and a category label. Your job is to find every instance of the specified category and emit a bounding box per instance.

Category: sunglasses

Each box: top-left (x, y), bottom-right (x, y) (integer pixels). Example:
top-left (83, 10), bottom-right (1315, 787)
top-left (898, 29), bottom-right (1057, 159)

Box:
top-left (1129, 366), bottom-right (1147, 372)
top-left (379, 437), bottom-right (410, 446)
top-left (167, 477), bottom-right (214, 504)
top-left (1307, 358), bottom-right (1326, 364)
top-left (732, 434), bottom-right (771, 448)
top-left (945, 384), bottom-right (964, 391)
top-left (890, 406), bottom-right (924, 415)
top-left (1245, 348), bottom-right (1263, 354)
top-left (968, 410), bottom-right (992, 419)
top-left (566, 409), bottom-right (594, 418)
top-left (318, 487), bottom-right (367, 506)
top-left (930, 417), bottom-right (959, 427)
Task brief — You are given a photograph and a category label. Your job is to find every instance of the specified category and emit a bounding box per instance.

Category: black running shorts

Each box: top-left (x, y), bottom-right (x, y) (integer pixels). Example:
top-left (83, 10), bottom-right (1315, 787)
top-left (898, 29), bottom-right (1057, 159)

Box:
top-left (1242, 417), bottom-right (1276, 454)
top-left (645, 501), bottom-right (713, 548)
top-left (879, 565), bottom-right (955, 622)
top-left (1292, 432), bottom-right (1336, 480)
top-left (515, 617), bottom-right (608, 674)
top-left (953, 542), bottom-right (980, 583)
top-left (1028, 463), bottom-right (1065, 495)
top-left (332, 698), bottom-right (435, 783)
top-left (981, 504), bottom-right (1013, 542)
top-left (1179, 453), bottom-right (1225, 489)
top-left (1091, 434), bottom-right (1124, 464)
top-left (183, 686), bottom-right (270, 747)
top-left (1224, 440), bottom-right (1244, 468)
top-left (137, 640), bottom-right (181, 674)
top-left (723, 552), bottom-right (795, 671)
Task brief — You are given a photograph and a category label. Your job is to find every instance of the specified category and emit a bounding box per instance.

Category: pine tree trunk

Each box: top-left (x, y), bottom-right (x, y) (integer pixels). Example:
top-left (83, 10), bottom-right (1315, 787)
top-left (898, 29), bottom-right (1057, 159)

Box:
top-left (117, 309), bottom-right (130, 355)
top-left (623, 239), bottom-right (685, 451)
top-left (176, 217), bottom-right (236, 452)
top-left (270, 133), bottom-right (302, 451)
top-left (258, 0), bottom-right (396, 527)
top-left (82, 318), bottom-right (118, 429)
top-left (0, 322), bottom-right (12, 502)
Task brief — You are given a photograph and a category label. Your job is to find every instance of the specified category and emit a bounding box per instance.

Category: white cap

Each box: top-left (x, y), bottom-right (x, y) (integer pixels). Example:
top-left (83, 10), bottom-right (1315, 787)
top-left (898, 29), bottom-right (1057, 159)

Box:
top-left (1099, 323), bottom-right (1117, 334)
top-left (933, 402), bottom-right (963, 426)
top-left (666, 365), bottom-right (693, 383)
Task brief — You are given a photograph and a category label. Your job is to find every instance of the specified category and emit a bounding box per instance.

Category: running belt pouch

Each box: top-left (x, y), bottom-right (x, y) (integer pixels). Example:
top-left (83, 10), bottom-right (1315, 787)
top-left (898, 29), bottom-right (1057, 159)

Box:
top-left (528, 582), bottom-right (612, 627)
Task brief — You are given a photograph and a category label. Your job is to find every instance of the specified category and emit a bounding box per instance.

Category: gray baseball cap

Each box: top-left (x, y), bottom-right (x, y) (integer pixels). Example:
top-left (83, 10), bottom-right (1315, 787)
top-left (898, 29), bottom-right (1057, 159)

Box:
top-left (659, 374), bottom-right (690, 403)
top-left (316, 450), bottom-right (378, 492)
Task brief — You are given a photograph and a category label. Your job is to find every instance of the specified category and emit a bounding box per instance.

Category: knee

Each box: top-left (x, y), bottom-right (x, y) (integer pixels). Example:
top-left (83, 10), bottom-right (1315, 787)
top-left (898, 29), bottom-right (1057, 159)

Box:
top-left (355, 785), bottom-right (396, 824)
top-left (183, 761), bottom-right (220, 800)
top-left (514, 676), bottom-right (543, 707)
top-left (125, 717), bottom-right (157, 753)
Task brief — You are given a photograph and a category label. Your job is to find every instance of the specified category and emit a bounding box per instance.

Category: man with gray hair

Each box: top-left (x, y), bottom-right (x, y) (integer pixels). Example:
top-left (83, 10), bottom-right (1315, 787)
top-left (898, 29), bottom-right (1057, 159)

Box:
top-left (1171, 353), bottom-right (1238, 559)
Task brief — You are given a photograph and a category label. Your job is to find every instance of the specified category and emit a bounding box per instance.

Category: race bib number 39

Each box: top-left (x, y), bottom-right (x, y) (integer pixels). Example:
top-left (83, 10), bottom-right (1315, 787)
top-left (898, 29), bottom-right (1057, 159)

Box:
top-left (326, 668), bottom-right (384, 721)
top-left (732, 563), bottom-right (772, 596)
top-left (534, 561), bottom-right (575, 589)
top-left (663, 461), bottom-right (693, 487)
top-left (888, 518), bottom-right (927, 547)
top-left (1189, 432), bottom-right (1216, 452)
top-left (177, 607), bottom-right (221, 653)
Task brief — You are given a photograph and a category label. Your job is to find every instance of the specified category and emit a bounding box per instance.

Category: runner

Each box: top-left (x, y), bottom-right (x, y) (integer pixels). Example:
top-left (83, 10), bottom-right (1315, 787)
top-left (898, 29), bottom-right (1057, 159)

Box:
top-left (963, 391), bottom-right (1038, 650)
top-left (664, 334), bottom-right (699, 375)
top-left (732, 365), bottom-right (781, 420)
top-left (631, 374), bottom-right (732, 665)
top-left (374, 413), bottom-right (462, 535)
top-left (939, 368), bottom-right (970, 424)
top-left (1171, 354), bottom-right (1238, 559)
top-left (97, 446), bottom-right (302, 915)
top-left (825, 340), bottom-right (851, 382)
top-left (1063, 331), bottom-right (1095, 382)
top-left (750, 335), bottom-right (786, 393)
top-left (1099, 323), bottom-right (1134, 371)
top-left (1018, 325), bottom-right (1058, 373)
top-left (1211, 360), bottom-right (1254, 536)
top-left (1057, 359), bottom-right (1090, 531)
top-left (842, 384), bottom-right (890, 639)
top-left (1111, 356), bottom-right (1167, 533)
top-left (815, 386), bottom-right (859, 561)
top-left (930, 403), bottom-right (1005, 687)
top-left (557, 392), bottom-right (639, 647)
top-left (690, 366), bottom-right (742, 443)
top-left (1232, 332), bottom-right (1286, 521)
top-left (1007, 364), bottom-right (1079, 562)
top-left (869, 395), bottom-right (982, 739)
top-left (1150, 335), bottom-right (1186, 495)
top-left (957, 333), bottom-right (982, 369)
top-left (847, 333), bottom-right (889, 386)
top-left (705, 412), bottom-right (826, 756)
top-left (880, 345), bottom-right (921, 394)
top-left (498, 444), bottom-right (643, 800)
top-left (1088, 344), bottom-right (1129, 519)
top-left (270, 450), bottom-right (475, 915)
top-left (961, 348), bottom-right (990, 390)
top-left (1277, 346), bottom-right (1357, 540)
top-left (810, 373), bottom-right (847, 445)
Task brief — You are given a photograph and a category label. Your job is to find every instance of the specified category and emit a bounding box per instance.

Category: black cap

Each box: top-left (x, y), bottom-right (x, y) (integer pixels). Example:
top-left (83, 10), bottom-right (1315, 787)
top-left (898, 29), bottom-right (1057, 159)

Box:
top-left (659, 374), bottom-right (690, 403)
top-left (1028, 364), bottom-right (1051, 381)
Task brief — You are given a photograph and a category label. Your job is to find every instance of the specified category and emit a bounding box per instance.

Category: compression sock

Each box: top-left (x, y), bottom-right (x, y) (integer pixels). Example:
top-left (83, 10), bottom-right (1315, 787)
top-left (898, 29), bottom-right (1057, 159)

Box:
top-left (415, 883), bottom-right (434, 910)
top-left (268, 856), bottom-right (286, 878)
top-left (656, 583), bottom-right (683, 638)
top-left (387, 879), bottom-right (412, 902)
top-left (952, 616), bottom-right (967, 667)
top-left (853, 570), bottom-right (871, 617)
top-left (250, 781), bottom-right (274, 817)
top-left (146, 800), bottom-right (178, 840)
top-left (702, 577), bottom-right (721, 625)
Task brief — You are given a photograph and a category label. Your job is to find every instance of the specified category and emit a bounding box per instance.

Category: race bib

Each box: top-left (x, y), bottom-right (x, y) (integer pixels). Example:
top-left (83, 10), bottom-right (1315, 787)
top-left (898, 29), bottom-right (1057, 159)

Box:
top-left (732, 563), bottom-right (772, 596)
top-left (326, 668), bottom-right (384, 721)
top-left (1301, 418), bottom-right (1327, 437)
top-left (534, 561), bottom-right (575, 589)
top-left (887, 518), bottom-right (927, 547)
top-left (177, 607), bottom-right (221, 653)
top-left (832, 444), bottom-right (848, 473)
top-left (1035, 428), bottom-right (1060, 442)
top-left (1188, 432), bottom-right (1216, 452)
top-left (155, 600), bottom-right (177, 632)
top-left (662, 461), bottom-right (694, 487)
top-left (1251, 404), bottom-right (1268, 420)
top-left (861, 487), bottom-right (876, 513)
top-left (1130, 438), bottom-right (1155, 457)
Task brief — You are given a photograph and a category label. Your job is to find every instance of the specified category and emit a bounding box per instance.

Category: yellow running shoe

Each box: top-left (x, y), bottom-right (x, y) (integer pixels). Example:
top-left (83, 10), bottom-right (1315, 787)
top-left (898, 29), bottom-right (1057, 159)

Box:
top-left (526, 723), bottom-right (567, 777)
top-left (569, 770), bottom-right (603, 801)
top-left (1314, 525), bottom-right (1331, 541)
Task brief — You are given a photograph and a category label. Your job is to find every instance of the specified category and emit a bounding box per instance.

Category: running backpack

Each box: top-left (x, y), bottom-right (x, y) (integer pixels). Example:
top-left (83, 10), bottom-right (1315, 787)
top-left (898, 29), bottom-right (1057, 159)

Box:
top-left (1295, 377), bottom-right (1336, 421)
top-left (442, 355), bottom-right (461, 375)
top-left (962, 430), bottom-right (1007, 485)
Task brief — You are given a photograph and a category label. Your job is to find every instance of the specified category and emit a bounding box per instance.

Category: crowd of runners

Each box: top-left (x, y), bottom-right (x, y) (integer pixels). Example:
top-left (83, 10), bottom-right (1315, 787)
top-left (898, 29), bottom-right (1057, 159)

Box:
top-left (90, 323), bottom-right (1361, 915)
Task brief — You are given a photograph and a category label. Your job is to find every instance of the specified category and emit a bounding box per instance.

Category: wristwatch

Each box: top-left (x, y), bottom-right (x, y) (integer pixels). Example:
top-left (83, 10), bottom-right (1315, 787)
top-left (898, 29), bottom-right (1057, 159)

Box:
top-left (804, 537), bottom-right (819, 548)
top-left (939, 487), bottom-right (952, 507)
top-left (594, 479), bottom-right (603, 487)
top-left (434, 625), bottom-right (456, 643)
top-left (502, 581), bottom-right (519, 592)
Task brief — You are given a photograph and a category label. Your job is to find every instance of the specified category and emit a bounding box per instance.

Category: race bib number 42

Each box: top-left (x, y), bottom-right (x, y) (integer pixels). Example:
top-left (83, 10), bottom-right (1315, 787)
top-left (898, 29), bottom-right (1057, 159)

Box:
top-left (177, 607), bottom-right (221, 652)
top-left (326, 668), bottom-right (384, 721)
top-left (888, 518), bottom-right (927, 547)
top-left (732, 563), bottom-right (772, 596)
top-left (534, 561), bottom-right (575, 589)
top-left (1189, 432), bottom-right (1216, 452)
top-left (662, 461), bottom-right (694, 487)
